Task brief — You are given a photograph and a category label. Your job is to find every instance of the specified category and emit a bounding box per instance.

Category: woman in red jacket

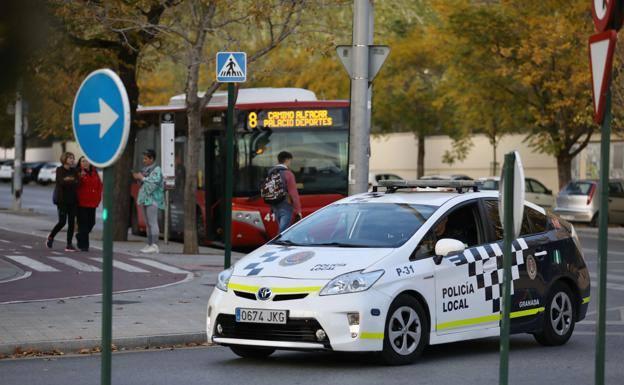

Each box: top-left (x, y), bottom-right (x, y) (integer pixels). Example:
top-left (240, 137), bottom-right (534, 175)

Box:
top-left (76, 156), bottom-right (103, 252)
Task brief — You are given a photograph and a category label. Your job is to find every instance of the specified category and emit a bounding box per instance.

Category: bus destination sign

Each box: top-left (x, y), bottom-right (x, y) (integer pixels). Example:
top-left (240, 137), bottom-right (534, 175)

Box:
top-left (247, 109), bottom-right (334, 129)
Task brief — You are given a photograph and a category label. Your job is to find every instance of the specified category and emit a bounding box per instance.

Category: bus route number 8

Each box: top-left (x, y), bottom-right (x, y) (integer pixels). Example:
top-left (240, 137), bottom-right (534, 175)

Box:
top-left (248, 112), bottom-right (258, 129)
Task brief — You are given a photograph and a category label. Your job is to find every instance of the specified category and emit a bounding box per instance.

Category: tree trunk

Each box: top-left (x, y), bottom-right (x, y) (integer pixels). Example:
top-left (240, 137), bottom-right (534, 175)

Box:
top-left (492, 141), bottom-right (497, 176)
top-left (112, 49), bottom-right (140, 241)
top-left (417, 131), bottom-right (425, 179)
top-left (556, 153), bottom-right (573, 191)
top-left (182, 49), bottom-right (202, 254)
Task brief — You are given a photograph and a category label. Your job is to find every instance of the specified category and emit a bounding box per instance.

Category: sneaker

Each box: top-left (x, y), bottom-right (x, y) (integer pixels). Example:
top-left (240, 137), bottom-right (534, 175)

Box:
top-left (140, 244), bottom-right (152, 253)
top-left (151, 244), bottom-right (160, 254)
top-left (46, 236), bottom-right (53, 249)
top-left (142, 244), bottom-right (157, 254)
top-left (79, 248), bottom-right (89, 252)
top-left (65, 245), bottom-right (77, 252)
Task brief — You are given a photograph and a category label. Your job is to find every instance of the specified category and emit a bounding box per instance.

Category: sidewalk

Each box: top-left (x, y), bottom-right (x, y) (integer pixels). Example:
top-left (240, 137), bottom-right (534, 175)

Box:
top-left (0, 210), bottom-right (244, 356)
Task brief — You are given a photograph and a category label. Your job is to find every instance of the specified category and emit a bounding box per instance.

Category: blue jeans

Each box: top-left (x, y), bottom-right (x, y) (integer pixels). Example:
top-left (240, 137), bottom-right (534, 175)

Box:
top-left (273, 201), bottom-right (293, 233)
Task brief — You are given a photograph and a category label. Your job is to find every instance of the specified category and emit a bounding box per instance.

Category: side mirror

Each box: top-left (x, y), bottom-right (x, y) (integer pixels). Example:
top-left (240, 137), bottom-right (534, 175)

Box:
top-left (433, 238), bottom-right (466, 265)
top-left (545, 189), bottom-right (553, 196)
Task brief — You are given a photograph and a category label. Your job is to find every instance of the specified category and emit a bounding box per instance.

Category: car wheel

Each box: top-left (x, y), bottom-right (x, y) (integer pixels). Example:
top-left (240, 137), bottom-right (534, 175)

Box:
top-left (380, 294), bottom-right (429, 365)
top-left (534, 282), bottom-right (576, 346)
top-left (589, 212), bottom-right (599, 227)
top-left (229, 345), bottom-right (275, 359)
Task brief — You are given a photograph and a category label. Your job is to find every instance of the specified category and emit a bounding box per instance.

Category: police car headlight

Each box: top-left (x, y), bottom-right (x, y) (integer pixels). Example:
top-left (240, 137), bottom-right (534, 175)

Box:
top-left (216, 267), bottom-right (233, 292)
top-left (319, 270), bottom-right (384, 296)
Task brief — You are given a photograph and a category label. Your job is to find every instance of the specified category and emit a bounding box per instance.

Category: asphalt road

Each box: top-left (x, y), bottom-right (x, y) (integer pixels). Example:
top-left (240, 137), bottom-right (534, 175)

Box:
top-left (0, 229), bottom-right (191, 303)
top-left (0, 183), bottom-right (103, 231)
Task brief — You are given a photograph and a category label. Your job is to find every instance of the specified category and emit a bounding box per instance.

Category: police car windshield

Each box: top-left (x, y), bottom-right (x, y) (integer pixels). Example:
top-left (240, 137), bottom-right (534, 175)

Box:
top-left (274, 203), bottom-right (437, 248)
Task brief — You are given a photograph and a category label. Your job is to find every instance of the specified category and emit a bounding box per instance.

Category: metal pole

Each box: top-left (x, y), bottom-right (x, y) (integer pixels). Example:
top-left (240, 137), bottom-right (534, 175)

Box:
top-left (13, 91), bottom-right (23, 211)
top-left (101, 167), bottom-right (114, 385)
top-left (164, 190), bottom-right (170, 245)
top-left (223, 83), bottom-right (235, 269)
top-left (347, 0), bottom-right (371, 195)
top-left (595, 86), bottom-right (611, 385)
top-left (499, 152), bottom-right (515, 385)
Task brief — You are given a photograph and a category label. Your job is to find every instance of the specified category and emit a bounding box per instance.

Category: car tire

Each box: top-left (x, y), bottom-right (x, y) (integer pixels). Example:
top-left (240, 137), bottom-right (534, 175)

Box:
top-left (533, 281), bottom-right (576, 346)
top-left (380, 294), bottom-right (429, 365)
top-left (229, 345), bottom-right (275, 359)
top-left (589, 212), bottom-right (599, 227)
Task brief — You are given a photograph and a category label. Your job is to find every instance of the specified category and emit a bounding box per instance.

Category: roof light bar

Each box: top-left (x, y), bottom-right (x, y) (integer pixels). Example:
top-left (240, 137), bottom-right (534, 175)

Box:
top-left (377, 179), bottom-right (481, 193)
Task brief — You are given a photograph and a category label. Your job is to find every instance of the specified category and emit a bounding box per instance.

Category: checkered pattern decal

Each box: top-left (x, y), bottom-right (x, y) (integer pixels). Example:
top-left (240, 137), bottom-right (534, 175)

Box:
top-left (243, 251), bottom-right (282, 276)
top-left (448, 238), bottom-right (528, 313)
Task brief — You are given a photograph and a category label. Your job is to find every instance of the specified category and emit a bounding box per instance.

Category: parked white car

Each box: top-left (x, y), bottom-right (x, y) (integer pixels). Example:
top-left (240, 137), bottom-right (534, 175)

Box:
top-left (478, 176), bottom-right (555, 209)
top-left (37, 162), bottom-right (62, 185)
top-left (0, 161), bottom-right (13, 181)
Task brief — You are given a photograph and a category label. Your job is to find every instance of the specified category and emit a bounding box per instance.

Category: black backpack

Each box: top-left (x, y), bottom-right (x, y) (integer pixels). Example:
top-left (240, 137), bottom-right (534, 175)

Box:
top-left (260, 168), bottom-right (287, 204)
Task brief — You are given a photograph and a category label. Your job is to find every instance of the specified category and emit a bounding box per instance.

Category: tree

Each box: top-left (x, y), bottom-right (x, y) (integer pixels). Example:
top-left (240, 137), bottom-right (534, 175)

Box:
top-left (49, 0), bottom-right (180, 240)
top-left (433, 0), bottom-right (597, 188)
top-left (161, 0), bottom-right (318, 254)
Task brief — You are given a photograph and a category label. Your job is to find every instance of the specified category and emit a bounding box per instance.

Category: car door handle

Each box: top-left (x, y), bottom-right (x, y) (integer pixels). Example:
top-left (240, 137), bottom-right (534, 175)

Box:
top-left (534, 250), bottom-right (547, 261)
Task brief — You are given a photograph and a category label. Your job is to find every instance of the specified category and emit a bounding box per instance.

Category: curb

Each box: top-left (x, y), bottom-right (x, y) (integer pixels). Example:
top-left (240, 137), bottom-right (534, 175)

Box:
top-left (0, 332), bottom-right (208, 356)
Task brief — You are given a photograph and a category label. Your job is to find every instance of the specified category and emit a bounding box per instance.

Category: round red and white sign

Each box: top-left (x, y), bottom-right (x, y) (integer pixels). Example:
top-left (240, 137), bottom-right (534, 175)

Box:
top-left (592, 0), bottom-right (623, 32)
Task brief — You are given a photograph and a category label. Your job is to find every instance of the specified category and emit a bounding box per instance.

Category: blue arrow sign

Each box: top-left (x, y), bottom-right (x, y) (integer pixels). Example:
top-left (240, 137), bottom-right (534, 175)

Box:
top-left (72, 69), bottom-right (130, 168)
top-left (216, 52), bottom-right (247, 82)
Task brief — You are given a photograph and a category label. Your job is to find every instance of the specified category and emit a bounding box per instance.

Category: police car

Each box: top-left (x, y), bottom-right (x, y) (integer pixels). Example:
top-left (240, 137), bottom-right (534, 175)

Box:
top-left (206, 180), bottom-right (590, 365)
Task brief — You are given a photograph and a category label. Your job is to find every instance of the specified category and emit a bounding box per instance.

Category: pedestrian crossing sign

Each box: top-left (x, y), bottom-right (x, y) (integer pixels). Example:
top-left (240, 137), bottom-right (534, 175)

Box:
top-left (216, 52), bottom-right (247, 83)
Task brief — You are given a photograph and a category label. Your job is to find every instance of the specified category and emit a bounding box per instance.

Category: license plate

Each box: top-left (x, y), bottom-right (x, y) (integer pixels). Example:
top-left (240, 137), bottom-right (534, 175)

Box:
top-left (235, 308), bottom-right (288, 324)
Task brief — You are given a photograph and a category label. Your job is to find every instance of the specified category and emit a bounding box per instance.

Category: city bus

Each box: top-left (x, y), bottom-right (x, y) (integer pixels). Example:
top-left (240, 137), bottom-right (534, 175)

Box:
top-left (132, 88), bottom-right (349, 248)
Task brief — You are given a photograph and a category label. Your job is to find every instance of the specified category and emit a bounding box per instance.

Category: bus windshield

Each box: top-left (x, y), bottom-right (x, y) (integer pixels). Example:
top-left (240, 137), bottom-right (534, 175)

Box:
top-left (235, 129), bottom-right (348, 196)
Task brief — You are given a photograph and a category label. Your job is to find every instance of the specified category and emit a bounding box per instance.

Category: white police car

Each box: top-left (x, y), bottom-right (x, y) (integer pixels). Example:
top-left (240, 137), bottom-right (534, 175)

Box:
top-left (206, 180), bottom-right (590, 365)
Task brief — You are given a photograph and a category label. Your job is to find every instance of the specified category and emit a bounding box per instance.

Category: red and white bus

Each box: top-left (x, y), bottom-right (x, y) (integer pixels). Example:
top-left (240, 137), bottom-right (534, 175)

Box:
top-left (132, 88), bottom-right (349, 248)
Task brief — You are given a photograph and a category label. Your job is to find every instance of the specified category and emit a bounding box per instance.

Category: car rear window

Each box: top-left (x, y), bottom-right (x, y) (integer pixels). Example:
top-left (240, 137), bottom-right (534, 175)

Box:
top-left (563, 182), bottom-right (595, 195)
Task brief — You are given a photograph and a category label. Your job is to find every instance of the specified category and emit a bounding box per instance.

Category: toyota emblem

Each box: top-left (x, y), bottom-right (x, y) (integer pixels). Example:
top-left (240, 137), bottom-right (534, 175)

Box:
top-left (257, 287), bottom-right (272, 301)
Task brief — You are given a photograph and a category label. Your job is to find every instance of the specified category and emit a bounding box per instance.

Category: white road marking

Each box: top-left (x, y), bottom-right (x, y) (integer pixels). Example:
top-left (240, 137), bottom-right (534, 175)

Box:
top-left (90, 257), bottom-right (149, 273)
top-left (583, 248), bottom-right (624, 256)
top-left (131, 258), bottom-right (189, 274)
top-left (0, 239), bottom-right (10, 243)
top-left (49, 257), bottom-right (101, 272)
top-left (5, 255), bottom-right (59, 272)
top-left (21, 245), bottom-right (32, 249)
top-left (51, 251), bottom-right (62, 255)
top-left (589, 272), bottom-right (624, 283)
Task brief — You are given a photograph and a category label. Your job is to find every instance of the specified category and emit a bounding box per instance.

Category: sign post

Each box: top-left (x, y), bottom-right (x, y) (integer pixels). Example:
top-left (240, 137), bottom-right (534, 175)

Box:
top-left (161, 113), bottom-right (175, 245)
top-left (216, 52), bottom-right (246, 268)
top-left (498, 151), bottom-right (525, 385)
top-left (589, 2), bottom-right (622, 383)
top-left (72, 69), bottom-right (130, 385)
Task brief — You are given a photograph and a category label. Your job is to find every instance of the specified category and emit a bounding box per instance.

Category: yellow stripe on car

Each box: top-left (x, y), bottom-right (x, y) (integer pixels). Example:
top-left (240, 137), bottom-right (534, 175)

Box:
top-left (360, 332), bottom-right (384, 340)
top-left (437, 307), bottom-right (546, 331)
top-left (582, 296), bottom-right (590, 304)
top-left (228, 282), bottom-right (322, 294)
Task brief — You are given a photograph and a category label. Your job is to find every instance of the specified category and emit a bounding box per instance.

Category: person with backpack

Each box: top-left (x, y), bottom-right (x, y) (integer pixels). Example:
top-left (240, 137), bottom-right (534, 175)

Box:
top-left (261, 151), bottom-right (302, 233)
top-left (132, 149), bottom-right (164, 254)
top-left (75, 156), bottom-right (103, 252)
top-left (47, 152), bottom-right (79, 251)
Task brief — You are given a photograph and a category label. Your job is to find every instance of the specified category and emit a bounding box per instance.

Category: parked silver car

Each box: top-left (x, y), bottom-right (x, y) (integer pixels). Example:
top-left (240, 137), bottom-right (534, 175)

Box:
top-left (478, 176), bottom-right (555, 209)
top-left (554, 179), bottom-right (624, 226)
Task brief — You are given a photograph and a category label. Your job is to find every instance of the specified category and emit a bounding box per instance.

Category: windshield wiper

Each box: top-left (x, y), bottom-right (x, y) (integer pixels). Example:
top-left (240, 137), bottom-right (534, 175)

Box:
top-left (308, 242), bottom-right (369, 248)
top-left (271, 239), bottom-right (300, 246)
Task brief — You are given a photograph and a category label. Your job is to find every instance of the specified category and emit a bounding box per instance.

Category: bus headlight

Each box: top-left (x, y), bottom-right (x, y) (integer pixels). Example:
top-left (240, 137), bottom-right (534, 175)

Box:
top-left (233, 210), bottom-right (265, 231)
top-left (319, 270), bottom-right (384, 296)
top-left (216, 267), bottom-right (233, 292)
